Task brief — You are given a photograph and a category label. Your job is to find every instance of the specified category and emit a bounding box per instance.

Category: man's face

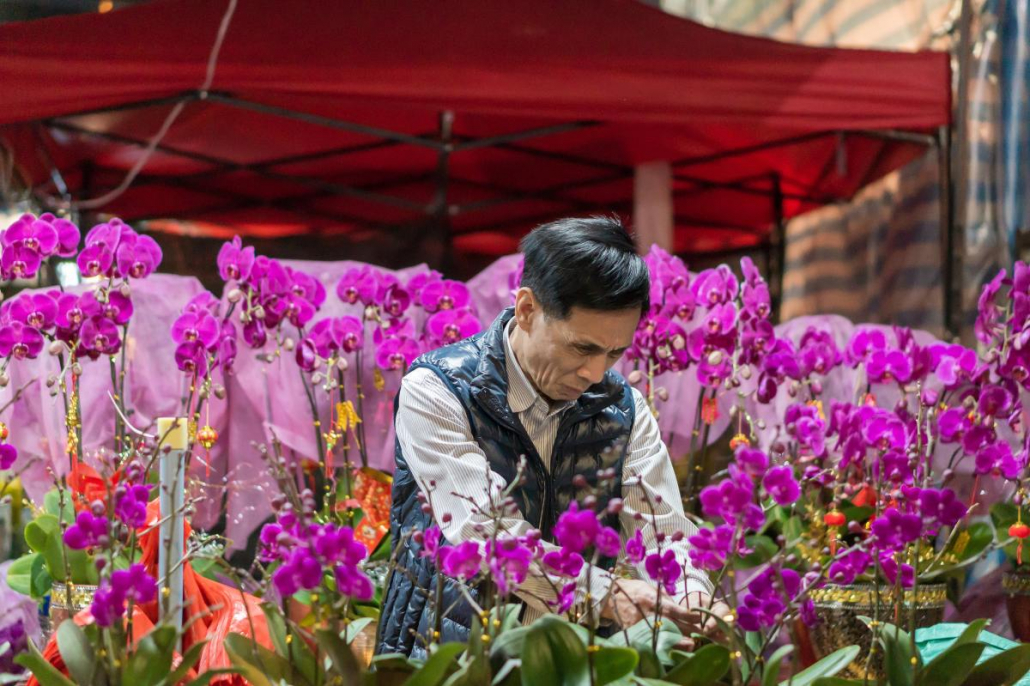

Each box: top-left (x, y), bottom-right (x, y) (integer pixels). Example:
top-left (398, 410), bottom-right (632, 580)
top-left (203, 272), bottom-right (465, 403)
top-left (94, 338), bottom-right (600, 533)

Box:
top-left (512, 288), bottom-right (640, 402)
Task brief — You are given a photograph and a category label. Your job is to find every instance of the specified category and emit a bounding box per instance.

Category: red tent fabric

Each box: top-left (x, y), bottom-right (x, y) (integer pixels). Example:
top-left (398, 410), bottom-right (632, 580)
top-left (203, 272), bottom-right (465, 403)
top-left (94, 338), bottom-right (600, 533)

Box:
top-left (0, 0), bottom-right (950, 258)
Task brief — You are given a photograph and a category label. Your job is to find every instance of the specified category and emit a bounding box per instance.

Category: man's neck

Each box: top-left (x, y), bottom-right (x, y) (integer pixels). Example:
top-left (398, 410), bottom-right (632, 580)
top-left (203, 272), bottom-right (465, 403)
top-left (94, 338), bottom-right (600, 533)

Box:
top-left (507, 320), bottom-right (559, 407)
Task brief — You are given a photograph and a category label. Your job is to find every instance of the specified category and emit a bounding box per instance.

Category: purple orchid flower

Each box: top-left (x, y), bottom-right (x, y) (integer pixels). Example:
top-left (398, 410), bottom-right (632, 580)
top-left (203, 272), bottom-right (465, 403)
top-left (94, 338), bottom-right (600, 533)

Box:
top-left (172, 310), bottom-right (220, 349)
top-left (426, 308), bottom-right (481, 346)
top-left (217, 236), bottom-right (256, 283)
top-left (420, 279), bottom-right (471, 313)
top-left (0, 322), bottom-right (44, 360)
top-left (375, 335), bottom-right (421, 371)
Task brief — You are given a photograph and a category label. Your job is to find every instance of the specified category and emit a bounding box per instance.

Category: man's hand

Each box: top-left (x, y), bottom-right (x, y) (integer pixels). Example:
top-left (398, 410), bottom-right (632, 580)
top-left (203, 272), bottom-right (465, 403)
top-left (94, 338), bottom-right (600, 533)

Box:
top-left (603, 581), bottom-right (728, 651)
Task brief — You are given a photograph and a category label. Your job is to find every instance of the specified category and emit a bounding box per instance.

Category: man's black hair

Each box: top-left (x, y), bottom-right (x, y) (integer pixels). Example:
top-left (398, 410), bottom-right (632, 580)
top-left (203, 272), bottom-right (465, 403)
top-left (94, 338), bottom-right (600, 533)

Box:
top-left (519, 216), bottom-right (651, 319)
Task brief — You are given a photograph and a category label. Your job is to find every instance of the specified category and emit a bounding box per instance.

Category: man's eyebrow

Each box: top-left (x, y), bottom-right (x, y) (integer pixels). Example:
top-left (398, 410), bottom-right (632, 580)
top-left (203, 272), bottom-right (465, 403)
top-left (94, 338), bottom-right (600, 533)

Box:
top-left (571, 340), bottom-right (629, 354)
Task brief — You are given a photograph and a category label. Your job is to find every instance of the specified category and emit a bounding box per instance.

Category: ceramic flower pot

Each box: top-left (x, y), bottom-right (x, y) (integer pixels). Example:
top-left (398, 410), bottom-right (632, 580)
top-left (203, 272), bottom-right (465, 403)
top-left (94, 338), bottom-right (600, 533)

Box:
top-left (47, 582), bottom-right (98, 638)
top-left (800, 582), bottom-right (947, 679)
top-left (1003, 571), bottom-right (1030, 642)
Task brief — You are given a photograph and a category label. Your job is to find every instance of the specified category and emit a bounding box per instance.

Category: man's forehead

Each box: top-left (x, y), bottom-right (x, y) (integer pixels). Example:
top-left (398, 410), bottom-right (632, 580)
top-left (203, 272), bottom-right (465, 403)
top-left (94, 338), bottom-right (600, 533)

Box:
top-left (558, 309), bottom-right (637, 349)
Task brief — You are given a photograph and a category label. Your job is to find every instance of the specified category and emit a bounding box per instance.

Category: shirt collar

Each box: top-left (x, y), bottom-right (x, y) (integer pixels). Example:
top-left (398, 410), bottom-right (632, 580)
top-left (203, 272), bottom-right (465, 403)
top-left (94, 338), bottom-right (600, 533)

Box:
top-left (504, 318), bottom-right (572, 415)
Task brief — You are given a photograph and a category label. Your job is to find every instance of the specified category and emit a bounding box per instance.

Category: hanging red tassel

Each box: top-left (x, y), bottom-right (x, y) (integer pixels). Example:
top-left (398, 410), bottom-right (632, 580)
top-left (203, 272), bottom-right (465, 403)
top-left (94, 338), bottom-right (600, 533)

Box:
top-left (1011, 522), bottom-right (1030, 566)
top-left (824, 510), bottom-right (846, 557)
top-left (701, 397), bottom-right (719, 425)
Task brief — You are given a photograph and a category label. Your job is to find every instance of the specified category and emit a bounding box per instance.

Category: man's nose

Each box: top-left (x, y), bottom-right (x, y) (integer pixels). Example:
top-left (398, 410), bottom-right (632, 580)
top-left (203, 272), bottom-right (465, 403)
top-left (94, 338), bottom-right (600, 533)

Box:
top-left (577, 354), bottom-right (607, 386)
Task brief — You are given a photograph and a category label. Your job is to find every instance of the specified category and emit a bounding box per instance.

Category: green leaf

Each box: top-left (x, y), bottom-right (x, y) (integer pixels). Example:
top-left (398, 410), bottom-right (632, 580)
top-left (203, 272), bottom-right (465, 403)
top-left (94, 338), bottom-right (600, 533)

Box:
top-left (14, 642), bottom-right (76, 686)
top-left (608, 619), bottom-right (683, 665)
top-left (992, 503), bottom-right (1022, 531)
top-left (55, 620), bottom-right (95, 686)
top-left (630, 679), bottom-right (677, 686)
top-left (662, 643), bottom-right (730, 686)
top-left (491, 626), bottom-right (531, 665)
top-left (24, 514), bottom-right (58, 553)
top-left (778, 646), bottom-right (861, 686)
top-left (493, 660), bottom-right (521, 686)
top-left (442, 654), bottom-right (490, 686)
top-left (344, 617), bottom-right (376, 644)
top-left (402, 642), bottom-right (465, 686)
top-left (223, 632), bottom-right (293, 686)
top-left (259, 602), bottom-right (289, 659)
top-left (315, 628), bottom-right (362, 683)
top-left (635, 648), bottom-right (663, 679)
top-left (953, 619), bottom-right (990, 647)
top-left (839, 504), bottom-right (873, 526)
top-left (44, 490), bottom-right (74, 524)
top-left (953, 522), bottom-right (994, 562)
top-left (874, 622), bottom-right (919, 686)
top-left (6, 552), bottom-right (38, 596)
top-left (181, 669), bottom-right (240, 686)
top-left (126, 625), bottom-right (177, 685)
top-left (520, 615), bottom-right (590, 686)
top-left (917, 642), bottom-right (985, 686)
top-left (594, 647), bottom-right (638, 686)
top-left (961, 643), bottom-right (1030, 686)
top-left (783, 516), bottom-right (805, 545)
top-left (733, 535), bottom-right (778, 569)
top-left (164, 640), bottom-right (209, 686)
top-left (30, 554), bottom-right (52, 599)
top-left (491, 604), bottom-right (523, 634)
top-left (763, 645), bottom-right (795, 686)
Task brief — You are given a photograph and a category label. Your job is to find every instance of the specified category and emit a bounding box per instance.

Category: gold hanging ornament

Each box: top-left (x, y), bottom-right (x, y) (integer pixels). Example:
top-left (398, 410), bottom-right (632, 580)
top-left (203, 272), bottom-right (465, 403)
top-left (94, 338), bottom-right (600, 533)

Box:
top-left (0, 421), bottom-right (9, 442)
top-left (373, 367), bottom-right (386, 392)
top-left (197, 425), bottom-right (218, 478)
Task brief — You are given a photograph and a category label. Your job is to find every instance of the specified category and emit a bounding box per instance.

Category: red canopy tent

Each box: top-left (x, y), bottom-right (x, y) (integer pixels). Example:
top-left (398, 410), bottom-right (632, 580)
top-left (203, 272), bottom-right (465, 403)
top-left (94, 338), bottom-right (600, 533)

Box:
top-left (0, 0), bottom-right (951, 291)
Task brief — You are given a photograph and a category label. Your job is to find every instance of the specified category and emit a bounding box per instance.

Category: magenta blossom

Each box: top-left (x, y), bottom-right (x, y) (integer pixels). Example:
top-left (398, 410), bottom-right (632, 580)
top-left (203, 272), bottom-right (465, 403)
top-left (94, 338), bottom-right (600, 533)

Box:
top-left (543, 548), bottom-right (585, 577)
top-left (78, 315), bottom-right (121, 357)
top-left (426, 308), bottom-right (481, 347)
top-left (420, 279), bottom-right (471, 313)
top-left (625, 529), bottom-right (646, 565)
top-left (688, 524), bottom-right (740, 571)
top-left (217, 236), bottom-right (256, 283)
top-left (375, 335), bottom-right (421, 371)
top-left (117, 234), bottom-right (162, 279)
top-left (442, 541), bottom-right (484, 581)
top-left (91, 564), bottom-right (157, 627)
top-left (336, 266), bottom-right (379, 305)
top-left (0, 322), bottom-right (44, 360)
top-left (0, 444), bottom-right (16, 470)
top-left (553, 502), bottom-right (601, 554)
top-left (644, 549), bottom-right (681, 595)
top-left (64, 511), bottom-right (108, 550)
top-left (763, 465), bottom-right (801, 505)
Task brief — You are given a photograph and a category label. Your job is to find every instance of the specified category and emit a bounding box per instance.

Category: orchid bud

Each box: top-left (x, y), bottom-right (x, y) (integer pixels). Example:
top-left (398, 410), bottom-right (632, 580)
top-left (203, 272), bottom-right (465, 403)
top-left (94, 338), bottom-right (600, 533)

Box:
top-left (270, 495), bottom-right (285, 511)
top-left (1017, 493), bottom-right (1025, 506)
top-left (70, 364), bottom-right (82, 377)
top-left (119, 282), bottom-right (132, 298)
top-left (634, 512), bottom-right (643, 521)
top-left (656, 387), bottom-right (669, 402)
top-left (655, 494), bottom-right (663, 504)
top-left (337, 357), bottom-right (349, 371)
top-left (97, 535), bottom-right (110, 548)
top-left (756, 419), bottom-right (766, 430)
top-left (283, 338), bottom-right (295, 352)
top-left (412, 531), bottom-right (424, 544)
top-left (656, 531), bottom-right (666, 543)
top-left (252, 306), bottom-right (266, 320)
top-left (740, 365), bottom-right (752, 380)
top-left (48, 340), bottom-right (65, 356)
top-left (442, 512), bottom-right (453, 524)
top-left (810, 380), bottom-right (823, 395)
top-left (671, 531), bottom-right (684, 542)
top-left (473, 523), bottom-right (485, 534)
top-left (46, 374), bottom-right (57, 388)
top-left (583, 495), bottom-right (597, 509)
top-left (0, 373), bottom-right (8, 389)
top-left (416, 492), bottom-right (427, 503)
top-left (91, 500), bottom-right (106, 516)
top-left (707, 350), bottom-right (724, 366)
top-left (214, 384), bottom-right (227, 400)
top-left (227, 289), bottom-right (243, 303)
top-left (572, 475), bottom-right (588, 490)
top-left (198, 387), bottom-right (209, 400)
top-left (627, 370), bottom-right (644, 385)
top-left (95, 558), bottom-right (107, 571)
top-left (607, 498), bottom-right (624, 515)
top-left (311, 373), bottom-right (323, 384)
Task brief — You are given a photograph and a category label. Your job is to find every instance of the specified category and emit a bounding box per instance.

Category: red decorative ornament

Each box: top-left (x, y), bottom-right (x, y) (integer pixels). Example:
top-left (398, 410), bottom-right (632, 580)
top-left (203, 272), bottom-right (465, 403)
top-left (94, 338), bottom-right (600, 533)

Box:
top-left (824, 509), bottom-right (846, 556)
top-left (0, 421), bottom-right (9, 442)
top-left (729, 433), bottom-right (750, 450)
top-left (1011, 522), bottom-right (1030, 566)
top-left (197, 425), bottom-right (218, 478)
top-left (701, 398), bottom-right (719, 425)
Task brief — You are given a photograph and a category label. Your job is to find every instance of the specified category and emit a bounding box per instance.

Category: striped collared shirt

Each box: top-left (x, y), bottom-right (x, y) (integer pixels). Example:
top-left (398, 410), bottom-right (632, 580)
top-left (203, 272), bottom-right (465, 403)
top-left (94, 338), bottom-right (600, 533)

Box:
top-left (396, 319), bottom-right (712, 623)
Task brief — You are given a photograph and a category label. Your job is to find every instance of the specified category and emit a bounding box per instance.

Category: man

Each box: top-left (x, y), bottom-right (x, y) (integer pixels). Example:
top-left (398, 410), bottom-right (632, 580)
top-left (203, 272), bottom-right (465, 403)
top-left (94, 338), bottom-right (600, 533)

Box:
top-left (377, 216), bottom-right (717, 658)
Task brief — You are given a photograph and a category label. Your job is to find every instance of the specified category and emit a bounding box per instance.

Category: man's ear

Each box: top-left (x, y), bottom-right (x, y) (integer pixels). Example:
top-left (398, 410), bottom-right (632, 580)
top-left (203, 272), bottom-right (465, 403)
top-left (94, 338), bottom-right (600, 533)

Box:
top-left (514, 287), bottom-right (537, 331)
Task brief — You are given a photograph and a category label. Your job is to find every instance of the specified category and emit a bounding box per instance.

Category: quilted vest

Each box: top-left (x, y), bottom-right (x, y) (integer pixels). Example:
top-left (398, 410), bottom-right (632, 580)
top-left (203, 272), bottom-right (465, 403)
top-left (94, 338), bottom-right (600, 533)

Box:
top-left (375, 308), bottom-right (635, 657)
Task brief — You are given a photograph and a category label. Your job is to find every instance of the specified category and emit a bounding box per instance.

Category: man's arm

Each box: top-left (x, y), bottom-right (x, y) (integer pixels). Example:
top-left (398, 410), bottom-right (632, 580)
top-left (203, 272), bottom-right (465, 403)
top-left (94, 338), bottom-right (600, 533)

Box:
top-left (619, 387), bottom-right (715, 599)
top-left (396, 368), bottom-right (612, 614)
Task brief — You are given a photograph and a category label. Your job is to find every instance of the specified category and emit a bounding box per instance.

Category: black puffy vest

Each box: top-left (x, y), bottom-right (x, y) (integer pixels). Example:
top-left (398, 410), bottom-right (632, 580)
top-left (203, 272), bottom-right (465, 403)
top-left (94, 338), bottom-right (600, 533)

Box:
top-left (375, 308), bottom-right (636, 658)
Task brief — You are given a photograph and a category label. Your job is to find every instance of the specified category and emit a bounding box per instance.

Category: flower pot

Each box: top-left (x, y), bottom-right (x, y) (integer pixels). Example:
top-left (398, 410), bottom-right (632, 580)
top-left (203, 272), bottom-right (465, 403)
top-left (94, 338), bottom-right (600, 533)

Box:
top-left (47, 582), bottom-right (97, 639)
top-left (1003, 571), bottom-right (1030, 642)
top-left (802, 583), bottom-right (947, 679)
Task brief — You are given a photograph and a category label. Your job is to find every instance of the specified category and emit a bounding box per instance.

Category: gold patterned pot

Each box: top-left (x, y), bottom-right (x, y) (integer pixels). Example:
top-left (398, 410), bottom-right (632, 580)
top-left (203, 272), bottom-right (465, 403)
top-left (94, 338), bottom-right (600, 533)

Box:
top-left (1003, 572), bottom-right (1030, 642)
top-left (801, 583), bottom-right (947, 679)
top-left (48, 582), bottom-right (98, 632)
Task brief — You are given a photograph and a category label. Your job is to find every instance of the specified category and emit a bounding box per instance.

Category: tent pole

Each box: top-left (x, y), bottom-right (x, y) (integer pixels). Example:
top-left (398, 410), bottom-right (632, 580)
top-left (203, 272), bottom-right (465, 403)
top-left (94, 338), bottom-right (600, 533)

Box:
top-left (938, 125), bottom-right (957, 340)
top-left (426, 111), bottom-right (454, 273)
top-left (770, 174), bottom-right (786, 322)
